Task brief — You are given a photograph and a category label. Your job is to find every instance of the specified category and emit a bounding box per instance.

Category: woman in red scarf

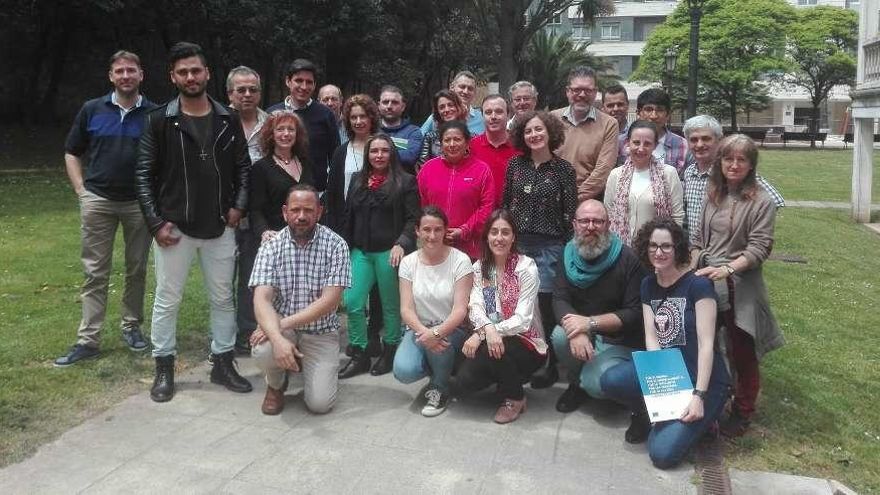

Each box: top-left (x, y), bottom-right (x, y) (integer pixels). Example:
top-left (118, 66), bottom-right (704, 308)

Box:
top-left (604, 120), bottom-right (683, 245)
top-left (458, 209), bottom-right (547, 424)
top-left (337, 134), bottom-right (420, 378)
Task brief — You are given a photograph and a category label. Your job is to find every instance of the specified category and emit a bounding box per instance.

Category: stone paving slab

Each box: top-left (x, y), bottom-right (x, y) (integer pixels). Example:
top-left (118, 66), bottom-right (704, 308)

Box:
top-left (0, 355), bottom-right (856, 494)
top-left (0, 356), bottom-right (696, 495)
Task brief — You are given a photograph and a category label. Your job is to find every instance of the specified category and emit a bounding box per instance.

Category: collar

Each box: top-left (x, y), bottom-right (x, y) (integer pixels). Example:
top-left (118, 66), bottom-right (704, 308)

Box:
top-left (477, 132), bottom-right (511, 149)
top-left (381, 118), bottom-right (410, 131)
top-left (110, 92), bottom-right (143, 110)
top-left (284, 96), bottom-right (312, 111)
top-left (685, 162), bottom-right (711, 178)
top-left (165, 95), bottom-right (230, 118)
top-left (562, 105), bottom-right (597, 126)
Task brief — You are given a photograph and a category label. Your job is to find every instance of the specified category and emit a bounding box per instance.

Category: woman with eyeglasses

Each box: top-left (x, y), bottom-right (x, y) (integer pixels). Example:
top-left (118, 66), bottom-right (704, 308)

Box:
top-left (691, 134), bottom-right (783, 438)
top-left (604, 120), bottom-right (683, 246)
top-left (600, 218), bottom-right (729, 469)
top-left (502, 110), bottom-right (577, 389)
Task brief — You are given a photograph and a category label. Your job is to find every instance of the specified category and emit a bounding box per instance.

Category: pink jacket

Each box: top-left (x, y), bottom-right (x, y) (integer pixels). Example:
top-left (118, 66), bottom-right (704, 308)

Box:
top-left (417, 154), bottom-right (495, 259)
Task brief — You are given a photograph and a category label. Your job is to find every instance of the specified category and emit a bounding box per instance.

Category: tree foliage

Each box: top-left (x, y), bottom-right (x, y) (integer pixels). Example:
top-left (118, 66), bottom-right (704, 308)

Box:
top-left (521, 31), bottom-right (616, 110)
top-left (782, 5), bottom-right (857, 144)
top-left (632, 0), bottom-right (794, 130)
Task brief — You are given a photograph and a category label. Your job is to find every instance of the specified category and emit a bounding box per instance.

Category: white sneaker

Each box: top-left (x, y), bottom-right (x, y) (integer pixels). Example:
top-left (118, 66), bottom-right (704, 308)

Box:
top-left (421, 387), bottom-right (448, 417)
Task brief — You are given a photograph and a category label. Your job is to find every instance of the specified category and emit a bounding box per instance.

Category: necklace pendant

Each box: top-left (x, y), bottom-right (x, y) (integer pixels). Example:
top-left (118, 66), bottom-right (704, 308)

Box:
top-left (199, 151), bottom-right (209, 161)
top-left (523, 184), bottom-right (532, 194)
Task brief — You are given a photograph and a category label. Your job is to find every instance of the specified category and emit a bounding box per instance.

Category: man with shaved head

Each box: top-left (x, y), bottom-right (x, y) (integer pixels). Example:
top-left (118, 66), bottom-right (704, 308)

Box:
top-left (549, 200), bottom-right (648, 439)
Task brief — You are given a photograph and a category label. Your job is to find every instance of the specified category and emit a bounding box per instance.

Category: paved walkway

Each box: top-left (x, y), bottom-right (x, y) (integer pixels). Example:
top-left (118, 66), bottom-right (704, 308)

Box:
top-left (0, 354), bottom-right (854, 494)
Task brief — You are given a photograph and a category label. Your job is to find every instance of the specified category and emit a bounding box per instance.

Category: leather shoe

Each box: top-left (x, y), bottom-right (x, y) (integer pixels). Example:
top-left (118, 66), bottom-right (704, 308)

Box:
top-left (530, 365), bottom-right (559, 389)
top-left (261, 386), bottom-right (285, 415)
top-left (494, 397), bottom-right (527, 424)
top-left (625, 410), bottom-right (651, 444)
top-left (338, 347), bottom-right (371, 379)
top-left (555, 383), bottom-right (588, 413)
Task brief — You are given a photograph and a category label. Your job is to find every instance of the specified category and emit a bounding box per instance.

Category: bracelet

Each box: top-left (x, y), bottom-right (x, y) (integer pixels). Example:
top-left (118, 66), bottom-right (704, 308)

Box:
top-left (692, 389), bottom-right (707, 400)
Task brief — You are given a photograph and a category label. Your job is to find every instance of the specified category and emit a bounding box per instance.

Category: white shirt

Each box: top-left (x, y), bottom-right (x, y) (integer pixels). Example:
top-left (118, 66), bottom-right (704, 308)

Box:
top-left (343, 142), bottom-right (364, 199)
top-left (399, 248), bottom-right (473, 328)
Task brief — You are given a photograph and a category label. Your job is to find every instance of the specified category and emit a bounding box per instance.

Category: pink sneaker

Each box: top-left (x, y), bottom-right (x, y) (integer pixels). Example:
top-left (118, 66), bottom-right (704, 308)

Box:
top-left (494, 397), bottom-right (527, 424)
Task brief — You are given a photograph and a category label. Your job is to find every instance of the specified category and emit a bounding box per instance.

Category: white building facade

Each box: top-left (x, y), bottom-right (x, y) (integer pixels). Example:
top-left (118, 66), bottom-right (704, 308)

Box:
top-left (850, 0), bottom-right (878, 221)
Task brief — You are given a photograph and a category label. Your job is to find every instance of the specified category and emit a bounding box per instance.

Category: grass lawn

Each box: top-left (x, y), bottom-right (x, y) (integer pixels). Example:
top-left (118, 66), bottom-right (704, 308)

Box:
top-left (760, 149), bottom-right (880, 203)
top-left (1, 167), bottom-right (879, 491)
top-left (0, 172), bottom-right (214, 465)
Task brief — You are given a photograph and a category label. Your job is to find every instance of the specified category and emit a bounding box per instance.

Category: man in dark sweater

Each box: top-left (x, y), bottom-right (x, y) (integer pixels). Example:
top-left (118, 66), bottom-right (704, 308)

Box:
top-left (136, 42), bottom-right (252, 402)
top-left (266, 59), bottom-right (340, 191)
top-left (551, 200), bottom-right (646, 413)
top-left (55, 50), bottom-right (157, 367)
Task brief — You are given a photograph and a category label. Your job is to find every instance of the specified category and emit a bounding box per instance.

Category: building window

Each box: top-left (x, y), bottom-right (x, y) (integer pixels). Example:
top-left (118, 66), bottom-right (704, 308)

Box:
top-left (572, 25), bottom-right (592, 40)
top-left (601, 23), bottom-right (621, 40)
top-left (548, 13), bottom-right (562, 25)
top-left (797, 0), bottom-right (818, 5)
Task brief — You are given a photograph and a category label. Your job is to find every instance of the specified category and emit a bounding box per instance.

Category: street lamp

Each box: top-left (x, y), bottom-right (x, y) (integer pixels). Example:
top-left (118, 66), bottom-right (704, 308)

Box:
top-left (664, 47), bottom-right (677, 96)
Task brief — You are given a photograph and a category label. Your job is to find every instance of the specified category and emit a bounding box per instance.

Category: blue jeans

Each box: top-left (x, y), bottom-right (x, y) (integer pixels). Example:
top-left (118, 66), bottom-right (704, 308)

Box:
top-left (393, 328), bottom-right (467, 393)
top-left (550, 325), bottom-right (635, 399)
top-left (600, 360), bottom-right (728, 469)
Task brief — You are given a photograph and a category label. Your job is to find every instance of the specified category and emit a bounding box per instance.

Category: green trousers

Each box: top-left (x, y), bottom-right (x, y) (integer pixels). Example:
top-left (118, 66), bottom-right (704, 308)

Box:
top-left (344, 248), bottom-right (402, 348)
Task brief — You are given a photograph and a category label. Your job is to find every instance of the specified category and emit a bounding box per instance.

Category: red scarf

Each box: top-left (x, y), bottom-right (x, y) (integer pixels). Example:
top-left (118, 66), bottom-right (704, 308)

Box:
top-left (367, 173), bottom-right (387, 191)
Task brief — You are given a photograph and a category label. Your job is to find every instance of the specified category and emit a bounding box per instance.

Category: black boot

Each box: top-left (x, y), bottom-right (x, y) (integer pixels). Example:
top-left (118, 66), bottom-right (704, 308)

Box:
top-left (370, 343), bottom-right (397, 376)
top-left (625, 408), bottom-right (652, 444)
top-left (210, 351), bottom-right (253, 393)
top-left (339, 347), bottom-right (372, 379)
top-left (151, 355), bottom-right (175, 403)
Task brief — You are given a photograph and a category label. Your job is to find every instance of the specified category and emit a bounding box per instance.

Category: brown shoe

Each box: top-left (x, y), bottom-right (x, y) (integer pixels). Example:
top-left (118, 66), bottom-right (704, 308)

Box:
top-left (261, 386), bottom-right (285, 415)
top-left (494, 397), bottom-right (527, 424)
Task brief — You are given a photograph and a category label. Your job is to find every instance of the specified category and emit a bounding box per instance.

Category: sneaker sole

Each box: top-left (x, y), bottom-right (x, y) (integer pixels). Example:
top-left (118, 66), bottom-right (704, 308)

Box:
top-left (53, 353), bottom-right (99, 368)
top-left (421, 406), bottom-right (447, 417)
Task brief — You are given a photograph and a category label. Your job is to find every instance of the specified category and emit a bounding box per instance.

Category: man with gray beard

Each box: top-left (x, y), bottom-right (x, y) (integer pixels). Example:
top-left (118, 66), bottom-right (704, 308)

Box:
top-left (551, 200), bottom-right (646, 419)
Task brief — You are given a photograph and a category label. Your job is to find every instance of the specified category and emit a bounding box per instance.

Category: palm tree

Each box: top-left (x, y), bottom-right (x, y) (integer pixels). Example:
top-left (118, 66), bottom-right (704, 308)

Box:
top-left (521, 31), bottom-right (618, 110)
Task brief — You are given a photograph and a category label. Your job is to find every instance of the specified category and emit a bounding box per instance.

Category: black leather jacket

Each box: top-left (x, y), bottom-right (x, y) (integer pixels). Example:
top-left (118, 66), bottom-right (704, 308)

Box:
top-left (136, 96), bottom-right (250, 239)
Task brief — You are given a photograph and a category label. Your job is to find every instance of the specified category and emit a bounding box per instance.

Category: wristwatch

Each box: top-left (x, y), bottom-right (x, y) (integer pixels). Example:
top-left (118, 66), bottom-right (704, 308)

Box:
top-left (477, 329), bottom-right (486, 341)
top-left (431, 328), bottom-right (441, 338)
top-left (722, 265), bottom-right (735, 276)
top-left (588, 317), bottom-right (600, 336)
top-left (692, 389), bottom-right (707, 400)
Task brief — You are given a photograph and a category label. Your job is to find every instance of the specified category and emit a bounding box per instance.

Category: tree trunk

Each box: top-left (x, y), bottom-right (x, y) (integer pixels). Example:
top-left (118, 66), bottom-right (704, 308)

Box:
top-left (810, 102), bottom-right (821, 149)
top-left (498, 1), bottom-right (520, 95)
top-left (37, 9), bottom-right (73, 122)
top-left (728, 87), bottom-right (738, 132)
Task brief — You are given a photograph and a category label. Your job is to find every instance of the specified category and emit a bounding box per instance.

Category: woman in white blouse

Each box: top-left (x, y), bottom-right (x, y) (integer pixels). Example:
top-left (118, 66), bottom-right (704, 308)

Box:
top-left (458, 209), bottom-right (547, 424)
top-left (394, 206), bottom-right (474, 418)
top-left (605, 120), bottom-right (684, 246)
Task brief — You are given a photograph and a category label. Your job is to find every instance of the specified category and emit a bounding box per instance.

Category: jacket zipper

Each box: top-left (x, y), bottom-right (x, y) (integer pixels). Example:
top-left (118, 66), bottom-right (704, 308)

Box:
top-left (213, 119), bottom-right (229, 223)
top-left (177, 125), bottom-right (191, 224)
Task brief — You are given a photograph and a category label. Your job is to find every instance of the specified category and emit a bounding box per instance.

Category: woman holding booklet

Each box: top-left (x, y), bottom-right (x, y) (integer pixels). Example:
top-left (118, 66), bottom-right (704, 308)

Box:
top-left (600, 218), bottom-right (730, 469)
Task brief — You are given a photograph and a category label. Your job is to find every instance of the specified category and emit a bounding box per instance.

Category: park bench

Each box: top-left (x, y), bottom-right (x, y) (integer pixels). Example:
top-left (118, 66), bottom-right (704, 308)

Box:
top-left (724, 128), bottom-right (769, 146)
top-left (782, 131), bottom-right (827, 147)
top-left (842, 133), bottom-right (880, 148)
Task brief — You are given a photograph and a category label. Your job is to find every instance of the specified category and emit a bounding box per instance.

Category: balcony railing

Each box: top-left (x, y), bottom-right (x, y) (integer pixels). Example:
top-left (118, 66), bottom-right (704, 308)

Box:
top-left (861, 38), bottom-right (880, 87)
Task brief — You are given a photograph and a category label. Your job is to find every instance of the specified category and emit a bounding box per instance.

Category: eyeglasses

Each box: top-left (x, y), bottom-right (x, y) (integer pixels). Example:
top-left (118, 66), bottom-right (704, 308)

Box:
top-left (513, 96), bottom-right (534, 103)
top-left (573, 217), bottom-right (606, 227)
top-left (567, 87), bottom-right (597, 96)
top-left (648, 243), bottom-right (675, 254)
top-left (234, 86), bottom-right (261, 95)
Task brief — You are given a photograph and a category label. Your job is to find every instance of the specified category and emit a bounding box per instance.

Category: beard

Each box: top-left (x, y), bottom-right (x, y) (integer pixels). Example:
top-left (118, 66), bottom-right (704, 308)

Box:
top-left (574, 230), bottom-right (612, 261)
top-left (177, 81), bottom-right (207, 98)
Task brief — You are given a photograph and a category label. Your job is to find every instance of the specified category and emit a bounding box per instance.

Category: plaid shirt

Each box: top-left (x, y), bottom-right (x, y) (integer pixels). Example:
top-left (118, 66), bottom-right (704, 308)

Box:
top-left (249, 224), bottom-right (351, 335)
top-left (617, 129), bottom-right (688, 176)
top-left (683, 159), bottom-right (786, 244)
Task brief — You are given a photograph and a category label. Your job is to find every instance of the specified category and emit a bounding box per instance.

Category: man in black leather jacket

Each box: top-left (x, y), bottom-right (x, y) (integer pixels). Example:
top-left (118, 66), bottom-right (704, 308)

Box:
top-left (136, 41), bottom-right (252, 403)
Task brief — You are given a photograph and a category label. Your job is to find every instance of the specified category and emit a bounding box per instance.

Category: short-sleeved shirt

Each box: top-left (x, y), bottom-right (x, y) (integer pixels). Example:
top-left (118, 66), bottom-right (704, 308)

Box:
top-left (249, 224), bottom-right (351, 335)
top-left (398, 248), bottom-right (473, 328)
top-left (641, 272), bottom-right (730, 389)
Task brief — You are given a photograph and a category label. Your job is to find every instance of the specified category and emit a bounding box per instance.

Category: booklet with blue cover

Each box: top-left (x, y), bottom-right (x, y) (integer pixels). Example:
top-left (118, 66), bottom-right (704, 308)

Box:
top-left (632, 349), bottom-right (694, 423)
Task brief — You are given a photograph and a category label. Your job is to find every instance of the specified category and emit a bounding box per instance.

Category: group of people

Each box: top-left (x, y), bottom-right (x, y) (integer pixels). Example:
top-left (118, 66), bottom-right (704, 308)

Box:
top-left (57, 41), bottom-right (785, 470)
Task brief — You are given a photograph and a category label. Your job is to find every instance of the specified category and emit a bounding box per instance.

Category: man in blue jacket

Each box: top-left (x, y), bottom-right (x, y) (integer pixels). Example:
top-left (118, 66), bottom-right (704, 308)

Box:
top-left (55, 50), bottom-right (156, 367)
top-left (379, 85), bottom-right (422, 174)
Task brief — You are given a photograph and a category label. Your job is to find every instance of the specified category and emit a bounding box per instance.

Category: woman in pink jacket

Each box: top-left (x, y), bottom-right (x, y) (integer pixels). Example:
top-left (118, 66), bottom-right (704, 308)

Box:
top-left (417, 120), bottom-right (495, 260)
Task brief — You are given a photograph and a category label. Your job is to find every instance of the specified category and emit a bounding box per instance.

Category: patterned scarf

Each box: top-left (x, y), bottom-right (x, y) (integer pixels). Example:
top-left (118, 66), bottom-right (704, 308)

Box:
top-left (367, 173), bottom-right (388, 191)
top-left (609, 157), bottom-right (672, 245)
top-left (492, 253), bottom-right (542, 351)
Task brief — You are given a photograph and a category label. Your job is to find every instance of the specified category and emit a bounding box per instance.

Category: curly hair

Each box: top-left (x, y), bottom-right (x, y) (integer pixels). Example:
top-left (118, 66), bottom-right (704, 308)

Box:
top-left (259, 110), bottom-right (309, 160)
top-left (510, 110), bottom-right (566, 155)
top-left (707, 134), bottom-right (759, 206)
top-left (341, 94), bottom-right (380, 141)
top-left (633, 218), bottom-right (691, 269)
